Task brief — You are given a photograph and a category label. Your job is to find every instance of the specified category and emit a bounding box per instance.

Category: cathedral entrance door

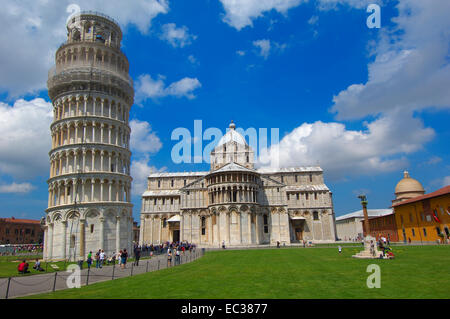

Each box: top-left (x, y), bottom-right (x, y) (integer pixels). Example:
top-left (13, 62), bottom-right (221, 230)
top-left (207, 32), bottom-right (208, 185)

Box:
top-left (173, 230), bottom-right (180, 243)
top-left (295, 228), bottom-right (303, 240)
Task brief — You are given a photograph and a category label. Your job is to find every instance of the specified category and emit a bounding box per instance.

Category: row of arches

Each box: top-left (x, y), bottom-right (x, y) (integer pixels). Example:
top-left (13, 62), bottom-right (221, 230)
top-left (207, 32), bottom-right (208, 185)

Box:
top-left (67, 17), bottom-right (121, 49)
top-left (48, 177), bottom-right (131, 207)
top-left (49, 147), bottom-right (130, 178)
top-left (208, 185), bottom-right (259, 204)
top-left (206, 172), bottom-right (258, 185)
top-left (52, 95), bottom-right (129, 123)
top-left (56, 45), bottom-right (128, 75)
top-left (51, 120), bottom-right (130, 149)
top-left (48, 71), bottom-right (133, 105)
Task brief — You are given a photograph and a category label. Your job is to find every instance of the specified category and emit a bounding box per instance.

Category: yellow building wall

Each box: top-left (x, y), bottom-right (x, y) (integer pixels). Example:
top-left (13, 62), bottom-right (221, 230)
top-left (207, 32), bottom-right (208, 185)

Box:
top-left (394, 194), bottom-right (450, 243)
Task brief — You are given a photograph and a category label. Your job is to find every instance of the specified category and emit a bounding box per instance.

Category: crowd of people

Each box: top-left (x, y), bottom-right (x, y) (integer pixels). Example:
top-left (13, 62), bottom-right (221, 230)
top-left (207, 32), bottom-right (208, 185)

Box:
top-left (0, 244), bottom-right (43, 256)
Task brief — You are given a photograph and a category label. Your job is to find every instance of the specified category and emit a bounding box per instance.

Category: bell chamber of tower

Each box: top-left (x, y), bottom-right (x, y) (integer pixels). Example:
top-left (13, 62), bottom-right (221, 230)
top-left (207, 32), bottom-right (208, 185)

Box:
top-left (43, 12), bottom-right (134, 261)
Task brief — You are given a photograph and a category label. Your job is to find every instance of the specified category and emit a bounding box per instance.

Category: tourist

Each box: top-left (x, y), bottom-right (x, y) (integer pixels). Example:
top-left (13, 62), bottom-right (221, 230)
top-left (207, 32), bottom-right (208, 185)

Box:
top-left (121, 249), bottom-right (128, 269)
top-left (99, 249), bottom-right (105, 268)
top-left (18, 260), bottom-right (29, 274)
top-left (338, 245), bottom-right (342, 254)
top-left (87, 251), bottom-right (93, 269)
top-left (33, 259), bottom-right (44, 271)
top-left (175, 248), bottom-right (180, 265)
top-left (134, 246), bottom-right (141, 266)
top-left (95, 249), bottom-right (101, 268)
top-left (222, 240), bottom-right (226, 249)
top-left (167, 249), bottom-right (172, 267)
top-left (117, 250), bottom-right (123, 266)
top-left (277, 241), bottom-right (280, 248)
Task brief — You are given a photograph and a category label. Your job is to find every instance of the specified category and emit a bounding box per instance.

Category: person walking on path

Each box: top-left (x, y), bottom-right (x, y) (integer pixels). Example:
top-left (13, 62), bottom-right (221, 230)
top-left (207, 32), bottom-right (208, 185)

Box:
top-left (99, 250), bottom-right (105, 268)
top-left (87, 251), bottom-right (93, 269)
top-left (175, 248), bottom-right (180, 265)
top-left (95, 250), bottom-right (100, 268)
top-left (167, 249), bottom-right (172, 267)
top-left (120, 249), bottom-right (128, 269)
top-left (117, 250), bottom-right (122, 266)
top-left (222, 240), bottom-right (226, 249)
top-left (134, 246), bottom-right (141, 266)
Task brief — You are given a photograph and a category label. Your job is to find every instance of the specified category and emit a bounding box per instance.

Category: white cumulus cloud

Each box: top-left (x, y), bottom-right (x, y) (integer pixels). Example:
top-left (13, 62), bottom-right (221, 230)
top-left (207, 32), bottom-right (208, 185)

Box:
top-left (0, 98), bottom-right (53, 180)
top-left (0, 182), bottom-right (35, 194)
top-left (330, 0), bottom-right (450, 120)
top-left (130, 120), bottom-right (163, 154)
top-left (0, 0), bottom-right (169, 96)
top-left (135, 74), bottom-right (202, 102)
top-left (160, 23), bottom-right (197, 48)
top-left (258, 111), bottom-right (434, 180)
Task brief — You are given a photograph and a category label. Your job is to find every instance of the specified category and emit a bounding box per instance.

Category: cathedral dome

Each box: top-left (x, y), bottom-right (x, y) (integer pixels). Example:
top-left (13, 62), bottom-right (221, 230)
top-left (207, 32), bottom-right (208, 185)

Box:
top-left (217, 121), bottom-right (247, 146)
top-left (394, 171), bottom-right (425, 200)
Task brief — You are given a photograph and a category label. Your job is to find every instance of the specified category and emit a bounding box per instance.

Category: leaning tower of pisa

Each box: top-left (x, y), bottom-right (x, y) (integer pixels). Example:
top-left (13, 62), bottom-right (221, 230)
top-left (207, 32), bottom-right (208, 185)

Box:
top-left (43, 12), bottom-right (134, 261)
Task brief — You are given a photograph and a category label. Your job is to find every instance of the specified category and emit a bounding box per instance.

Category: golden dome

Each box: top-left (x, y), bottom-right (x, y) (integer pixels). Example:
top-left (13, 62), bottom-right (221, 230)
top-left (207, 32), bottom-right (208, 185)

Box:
top-left (394, 171), bottom-right (425, 200)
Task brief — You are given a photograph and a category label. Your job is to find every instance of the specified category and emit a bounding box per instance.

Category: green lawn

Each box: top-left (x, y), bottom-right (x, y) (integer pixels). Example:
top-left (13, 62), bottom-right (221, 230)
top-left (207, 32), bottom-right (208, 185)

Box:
top-left (0, 255), bottom-right (146, 278)
top-left (25, 245), bottom-right (450, 299)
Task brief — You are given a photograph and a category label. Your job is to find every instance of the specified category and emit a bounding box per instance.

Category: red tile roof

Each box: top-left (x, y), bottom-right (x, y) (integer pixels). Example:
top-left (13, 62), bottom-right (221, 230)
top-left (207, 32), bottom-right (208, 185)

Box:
top-left (0, 217), bottom-right (41, 225)
top-left (392, 185), bottom-right (450, 207)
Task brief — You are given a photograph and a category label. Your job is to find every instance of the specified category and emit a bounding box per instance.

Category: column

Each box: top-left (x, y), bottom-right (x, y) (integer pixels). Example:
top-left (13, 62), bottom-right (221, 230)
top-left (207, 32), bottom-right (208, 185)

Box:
top-left (91, 179), bottom-right (95, 202)
top-left (61, 221), bottom-right (67, 260)
top-left (150, 217), bottom-right (154, 244)
top-left (92, 122), bottom-right (96, 143)
top-left (74, 152), bottom-right (78, 172)
top-left (227, 213), bottom-right (231, 244)
top-left (180, 214), bottom-right (183, 243)
top-left (91, 150), bottom-right (95, 172)
top-left (108, 181), bottom-right (112, 201)
top-left (72, 179), bottom-right (77, 203)
top-left (43, 226), bottom-right (48, 260)
top-left (48, 223), bottom-right (54, 260)
top-left (100, 151), bottom-right (104, 171)
top-left (217, 213), bottom-right (221, 246)
top-left (255, 213), bottom-right (260, 244)
top-left (116, 216), bottom-right (121, 252)
top-left (100, 123), bottom-right (104, 143)
top-left (139, 217), bottom-right (145, 245)
top-left (81, 179), bottom-right (85, 203)
top-left (79, 219), bottom-right (85, 259)
top-left (100, 180), bottom-right (104, 201)
top-left (159, 217), bottom-right (162, 244)
top-left (209, 215), bottom-right (213, 245)
top-left (99, 217), bottom-right (105, 250)
top-left (248, 212), bottom-right (252, 244)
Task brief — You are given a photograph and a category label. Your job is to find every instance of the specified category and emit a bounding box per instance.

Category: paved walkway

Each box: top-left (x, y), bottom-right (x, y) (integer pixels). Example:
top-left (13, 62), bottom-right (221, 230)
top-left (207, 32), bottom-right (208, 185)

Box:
top-left (0, 250), bottom-right (203, 299)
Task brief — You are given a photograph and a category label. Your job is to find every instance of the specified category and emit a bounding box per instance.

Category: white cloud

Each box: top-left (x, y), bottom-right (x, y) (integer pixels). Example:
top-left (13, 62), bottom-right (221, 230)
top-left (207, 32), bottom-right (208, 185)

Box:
top-left (0, 98), bottom-right (53, 180)
top-left (308, 15), bottom-right (319, 25)
top-left (331, 0), bottom-right (450, 120)
top-left (442, 176), bottom-right (450, 187)
top-left (236, 50), bottom-right (246, 56)
top-left (253, 39), bottom-right (287, 59)
top-left (219, 0), bottom-right (377, 30)
top-left (135, 74), bottom-right (202, 102)
top-left (258, 111), bottom-right (434, 180)
top-left (0, 0), bottom-right (169, 96)
top-left (130, 120), bottom-right (163, 154)
top-left (253, 39), bottom-right (272, 59)
top-left (219, 0), bottom-right (304, 30)
top-left (160, 23), bottom-right (197, 48)
top-left (130, 157), bottom-right (166, 197)
top-left (0, 182), bottom-right (35, 194)
top-left (188, 55), bottom-right (199, 65)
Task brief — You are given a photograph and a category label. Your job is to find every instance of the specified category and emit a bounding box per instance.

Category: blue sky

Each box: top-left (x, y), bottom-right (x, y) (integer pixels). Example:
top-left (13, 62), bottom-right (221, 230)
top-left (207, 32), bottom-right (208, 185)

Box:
top-left (0, 0), bottom-right (448, 223)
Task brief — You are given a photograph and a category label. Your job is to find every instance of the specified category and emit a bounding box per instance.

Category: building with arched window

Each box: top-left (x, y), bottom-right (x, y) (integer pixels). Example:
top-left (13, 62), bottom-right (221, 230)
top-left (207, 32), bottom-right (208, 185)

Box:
top-left (140, 122), bottom-right (337, 247)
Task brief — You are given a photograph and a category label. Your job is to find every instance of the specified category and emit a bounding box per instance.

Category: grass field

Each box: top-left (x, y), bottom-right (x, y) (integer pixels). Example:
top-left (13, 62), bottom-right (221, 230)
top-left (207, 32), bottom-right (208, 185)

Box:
top-left (25, 245), bottom-right (450, 299)
top-left (0, 255), bottom-right (146, 278)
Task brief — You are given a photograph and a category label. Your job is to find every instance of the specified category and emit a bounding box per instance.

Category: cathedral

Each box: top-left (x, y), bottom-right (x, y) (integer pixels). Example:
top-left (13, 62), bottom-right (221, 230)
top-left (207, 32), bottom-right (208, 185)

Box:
top-left (140, 122), bottom-right (337, 247)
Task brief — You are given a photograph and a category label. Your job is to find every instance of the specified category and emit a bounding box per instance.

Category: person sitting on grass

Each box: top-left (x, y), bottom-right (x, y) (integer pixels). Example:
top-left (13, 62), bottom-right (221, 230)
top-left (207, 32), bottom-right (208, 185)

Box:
top-left (18, 260), bottom-right (30, 274)
top-left (33, 259), bottom-right (44, 271)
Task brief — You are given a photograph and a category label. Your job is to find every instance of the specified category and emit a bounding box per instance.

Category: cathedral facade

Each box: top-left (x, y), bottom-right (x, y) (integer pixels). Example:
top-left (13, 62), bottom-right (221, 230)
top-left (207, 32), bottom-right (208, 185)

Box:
top-left (140, 122), bottom-right (337, 247)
